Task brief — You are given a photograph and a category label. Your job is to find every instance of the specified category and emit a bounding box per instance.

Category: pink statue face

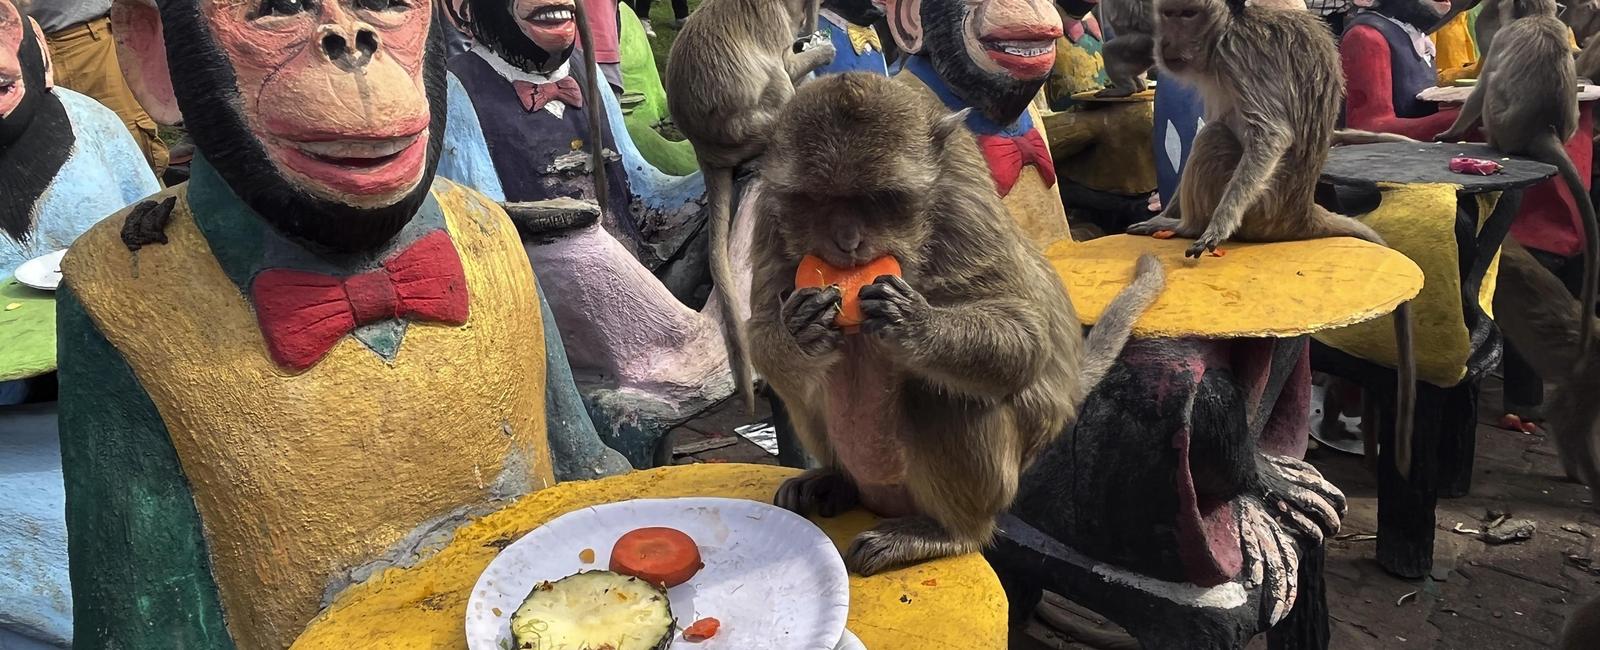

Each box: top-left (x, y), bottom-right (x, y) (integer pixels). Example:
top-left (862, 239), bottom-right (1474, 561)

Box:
top-left (512, 0), bottom-right (576, 57)
top-left (959, 0), bottom-right (1062, 80)
top-left (0, 0), bottom-right (23, 120)
top-left (202, 0), bottom-right (435, 207)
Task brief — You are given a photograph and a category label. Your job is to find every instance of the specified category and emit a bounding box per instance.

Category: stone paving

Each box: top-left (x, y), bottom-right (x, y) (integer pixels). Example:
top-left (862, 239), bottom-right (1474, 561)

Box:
top-left (668, 378), bottom-right (1600, 649)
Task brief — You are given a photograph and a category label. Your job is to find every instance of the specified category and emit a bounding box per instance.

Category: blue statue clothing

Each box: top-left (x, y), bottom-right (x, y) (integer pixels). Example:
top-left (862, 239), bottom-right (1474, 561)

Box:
top-left (1152, 77), bottom-right (1206, 204)
top-left (902, 55), bottom-right (1033, 137)
top-left (814, 10), bottom-right (889, 76)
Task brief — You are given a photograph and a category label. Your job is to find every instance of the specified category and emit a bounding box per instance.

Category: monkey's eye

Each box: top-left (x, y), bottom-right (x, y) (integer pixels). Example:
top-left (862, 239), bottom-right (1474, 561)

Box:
top-left (258, 0), bottom-right (309, 17)
top-left (356, 0), bottom-right (410, 11)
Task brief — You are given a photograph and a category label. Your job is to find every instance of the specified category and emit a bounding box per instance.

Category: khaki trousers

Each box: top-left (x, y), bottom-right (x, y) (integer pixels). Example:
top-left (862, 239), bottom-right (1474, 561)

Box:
top-left (46, 17), bottom-right (169, 178)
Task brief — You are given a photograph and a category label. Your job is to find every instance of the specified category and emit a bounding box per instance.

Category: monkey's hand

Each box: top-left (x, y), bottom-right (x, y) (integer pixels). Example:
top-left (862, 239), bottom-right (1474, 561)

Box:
top-left (1186, 227), bottom-right (1227, 258)
top-left (783, 286), bottom-right (845, 357)
top-left (858, 275), bottom-right (931, 347)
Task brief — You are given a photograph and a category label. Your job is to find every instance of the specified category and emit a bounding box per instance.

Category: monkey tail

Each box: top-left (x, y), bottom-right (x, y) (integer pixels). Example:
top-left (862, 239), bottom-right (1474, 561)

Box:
top-left (1331, 129), bottom-right (1419, 146)
top-left (1078, 253), bottom-right (1166, 397)
top-left (1529, 129), bottom-right (1600, 365)
top-left (569, 0), bottom-right (609, 220)
top-left (704, 163), bottom-right (755, 411)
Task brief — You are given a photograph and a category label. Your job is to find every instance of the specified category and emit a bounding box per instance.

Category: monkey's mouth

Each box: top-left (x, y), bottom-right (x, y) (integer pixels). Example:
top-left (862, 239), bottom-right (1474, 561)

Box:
top-left (979, 29), bottom-right (1061, 79)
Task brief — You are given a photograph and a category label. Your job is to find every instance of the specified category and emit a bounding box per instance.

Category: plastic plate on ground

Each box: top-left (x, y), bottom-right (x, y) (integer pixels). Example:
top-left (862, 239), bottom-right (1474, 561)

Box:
top-left (466, 497), bottom-right (851, 650)
top-left (14, 250), bottom-right (66, 291)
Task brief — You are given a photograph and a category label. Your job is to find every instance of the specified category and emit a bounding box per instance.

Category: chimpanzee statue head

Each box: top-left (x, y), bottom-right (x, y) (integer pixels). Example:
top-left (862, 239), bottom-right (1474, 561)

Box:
top-left (886, 0), bottom-right (1062, 124)
top-left (448, 0), bottom-right (575, 74)
top-left (824, 0), bottom-right (886, 26)
top-left (1354, 0), bottom-right (1452, 30)
top-left (0, 0), bottom-right (51, 144)
top-left (112, 0), bottom-right (447, 253)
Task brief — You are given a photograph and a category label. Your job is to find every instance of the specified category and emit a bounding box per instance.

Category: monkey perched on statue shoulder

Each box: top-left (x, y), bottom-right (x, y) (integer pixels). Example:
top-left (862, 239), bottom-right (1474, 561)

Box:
top-left (1124, 0), bottom-right (1419, 473)
top-left (749, 73), bottom-right (1166, 576)
top-left (665, 0), bottom-right (835, 408)
top-left (1435, 0), bottom-right (1600, 361)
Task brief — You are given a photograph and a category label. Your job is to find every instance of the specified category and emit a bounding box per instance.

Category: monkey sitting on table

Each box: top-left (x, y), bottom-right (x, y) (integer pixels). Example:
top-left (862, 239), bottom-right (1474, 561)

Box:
top-left (1124, 0), bottom-right (1419, 471)
top-left (1435, 0), bottom-right (1600, 360)
top-left (666, 0), bottom-right (835, 408)
top-left (749, 73), bottom-right (1166, 576)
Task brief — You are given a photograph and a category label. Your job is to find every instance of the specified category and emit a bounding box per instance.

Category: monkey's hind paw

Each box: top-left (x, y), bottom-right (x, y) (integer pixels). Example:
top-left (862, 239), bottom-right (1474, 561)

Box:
top-left (774, 468), bottom-right (859, 518)
top-left (1126, 216), bottom-right (1181, 236)
top-left (845, 517), bottom-right (973, 577)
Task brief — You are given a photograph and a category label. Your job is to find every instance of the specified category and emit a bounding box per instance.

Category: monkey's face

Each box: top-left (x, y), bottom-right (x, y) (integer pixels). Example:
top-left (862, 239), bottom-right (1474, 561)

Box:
top-left (1153, 0), bottom-right (1225, 76)
top-left (0, 1), bottom-right (24, 121)
top-left (825, 0), bottom-right (888, 26)
top-left (200, 0), bottom-right (434, 210)
top-left (777, 192), bottom-right (929, 268)
top-left (512, 0), bottom-right (577, 62)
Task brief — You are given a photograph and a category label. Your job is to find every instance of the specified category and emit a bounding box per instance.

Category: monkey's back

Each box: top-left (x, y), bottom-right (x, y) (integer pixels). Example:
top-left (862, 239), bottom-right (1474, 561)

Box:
top-left (1482, 16), bottom-right (1579, 150)
top-left (664, 0), bottom-right (796, 159)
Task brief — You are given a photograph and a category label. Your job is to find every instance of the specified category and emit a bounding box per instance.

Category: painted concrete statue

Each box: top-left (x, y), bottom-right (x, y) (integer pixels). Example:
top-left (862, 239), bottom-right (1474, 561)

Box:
top-left (816, 0), bottom-right (890, 76)
top-left (885, 0), bottom-right (1073, 246)
top-left (436, 0), bottom-right (731, 466)
top-left (56, 0), bottom-right (627, 646)
top-left (0, 2), bottom-right (158, 278)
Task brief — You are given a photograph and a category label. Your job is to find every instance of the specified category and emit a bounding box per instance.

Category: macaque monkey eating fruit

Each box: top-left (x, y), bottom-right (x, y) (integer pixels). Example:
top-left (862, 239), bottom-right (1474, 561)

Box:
top-left (750, 73), bottom-right (1166, 576)
top-left (1125, 0), bottom-right (1418, 474)
top-left (665, 0), bottom-right (835, 409)
top-left (1435, 0), bottom-right (1600, 362)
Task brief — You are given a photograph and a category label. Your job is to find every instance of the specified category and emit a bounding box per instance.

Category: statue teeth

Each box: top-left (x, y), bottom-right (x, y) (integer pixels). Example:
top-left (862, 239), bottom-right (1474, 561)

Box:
top-left (294, 136), bottom-right (418, 160)
top-left (989, 40), bottom-right (1055, 57)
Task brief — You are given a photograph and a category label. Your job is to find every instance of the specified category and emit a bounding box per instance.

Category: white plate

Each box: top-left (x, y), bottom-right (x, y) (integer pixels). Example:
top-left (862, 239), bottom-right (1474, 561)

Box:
top-left (14, 250), bottom-right (66, 291)
top-left (466, 497), bottom-right (851, 650)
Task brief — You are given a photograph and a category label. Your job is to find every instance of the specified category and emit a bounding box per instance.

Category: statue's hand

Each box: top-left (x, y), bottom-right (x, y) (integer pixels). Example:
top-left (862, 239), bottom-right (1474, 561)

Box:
top-left (1257, 453), bottom-right (1347, 545)
top-left (502, 198), bottom-right (601, 244)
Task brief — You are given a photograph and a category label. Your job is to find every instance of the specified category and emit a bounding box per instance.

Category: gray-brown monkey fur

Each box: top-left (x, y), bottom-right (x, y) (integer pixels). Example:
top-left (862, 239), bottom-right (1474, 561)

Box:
top-left (1098, 0), bottom-right (1157, 97)
top-left (1125, 0), bottom-right (1419, 474)
top-left (1560, 593), bottom-right (1600, 649)
top-left (665, 0), bottom-right (835, 409)
top-left (749, 73), bottom-right (1166, 576)
top-left (1492, 241), bottom-right (1600, 509)
top-left (1436, 0), bottom-right (1600, 363)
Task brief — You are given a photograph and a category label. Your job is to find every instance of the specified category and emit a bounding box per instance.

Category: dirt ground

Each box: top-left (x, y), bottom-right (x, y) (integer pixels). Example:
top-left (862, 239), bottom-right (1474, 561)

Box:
top-left (668, 378), bottom-right (1600, 649)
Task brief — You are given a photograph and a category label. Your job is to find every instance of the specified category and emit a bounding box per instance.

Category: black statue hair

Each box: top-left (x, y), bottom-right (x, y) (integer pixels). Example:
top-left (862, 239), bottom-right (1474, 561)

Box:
top-left (920, 0), bottom-right (1042, 125)
top-left (824, 0), bottom-right (886, 27)
top-left (1374, 0), bottom-right (1446, 30)
top-left (158, 0), bottom-right (448, 254)
top-left (446, 0), bottom-right (569, 73)
top-left (0, 18), bottom-right (73, 242)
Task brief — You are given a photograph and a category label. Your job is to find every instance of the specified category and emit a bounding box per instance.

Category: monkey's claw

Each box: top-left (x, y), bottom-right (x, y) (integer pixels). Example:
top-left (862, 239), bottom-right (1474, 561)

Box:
top-left (774, 468), bottom-right (860, 518)
top-left (782, 286), bottom-right (844, 356)
top-left (1186, 237), bottom-right (1221, 258)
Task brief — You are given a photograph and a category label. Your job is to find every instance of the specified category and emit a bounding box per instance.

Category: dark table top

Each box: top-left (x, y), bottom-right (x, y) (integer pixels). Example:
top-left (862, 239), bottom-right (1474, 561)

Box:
top-left (1322, 142), bottom-right (1557, 192)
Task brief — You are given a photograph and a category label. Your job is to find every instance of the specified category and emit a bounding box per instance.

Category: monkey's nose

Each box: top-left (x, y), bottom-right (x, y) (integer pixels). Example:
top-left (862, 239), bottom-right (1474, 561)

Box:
top-left (321, 26), bottom-right (380, 71)
top-left (834, 230), bottom-right (864, 256)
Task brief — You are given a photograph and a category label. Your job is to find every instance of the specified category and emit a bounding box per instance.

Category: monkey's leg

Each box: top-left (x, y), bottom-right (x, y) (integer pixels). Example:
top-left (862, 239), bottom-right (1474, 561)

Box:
top-left (1188, 124), bottom-right (1289, 257)
top-left (1436, 80), bottom-right (1488, 142)
top-left (785, 39), bottom-right (838, 82)
top-left (1098, 33), bottom-right (1154, 98)
top-left (775, 467), bottom-right (861, 517)
top-left (847, 399), bottom-right (1018, 576)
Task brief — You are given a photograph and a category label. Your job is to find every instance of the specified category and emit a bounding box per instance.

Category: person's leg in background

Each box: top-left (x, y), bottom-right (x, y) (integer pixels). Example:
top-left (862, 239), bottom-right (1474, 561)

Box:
top-left (670, 0), bottom-right (688, 27)
top-left (45, 17), bottom-right (168, 178)
top-left (631, 0), bottom-right (657, 35)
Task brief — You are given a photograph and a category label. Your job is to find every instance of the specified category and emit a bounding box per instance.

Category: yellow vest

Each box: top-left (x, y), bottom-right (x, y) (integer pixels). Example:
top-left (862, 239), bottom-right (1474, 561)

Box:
top-left (62, 179), bottom-right (555, 650)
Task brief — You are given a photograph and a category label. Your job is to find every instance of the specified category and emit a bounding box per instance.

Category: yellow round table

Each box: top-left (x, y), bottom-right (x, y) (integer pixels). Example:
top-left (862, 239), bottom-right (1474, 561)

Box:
top-left (291, 464), bottom-right (1008, 649)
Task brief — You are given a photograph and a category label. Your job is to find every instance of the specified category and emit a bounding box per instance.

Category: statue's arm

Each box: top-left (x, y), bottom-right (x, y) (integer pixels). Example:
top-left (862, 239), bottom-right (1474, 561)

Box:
top-left (56, 284), bottom-right (233, 650)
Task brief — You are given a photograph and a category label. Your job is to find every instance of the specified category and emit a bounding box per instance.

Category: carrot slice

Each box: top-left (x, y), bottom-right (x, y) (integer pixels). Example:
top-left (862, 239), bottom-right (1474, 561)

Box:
top-left (794, 254), bottom-right (903, 332)
top-left (1151, 230), bottom-right (1176, 240)
top-left (684, 617), bottom-right (720, 642)
top-left (609, 527), bottom-right (703, 588)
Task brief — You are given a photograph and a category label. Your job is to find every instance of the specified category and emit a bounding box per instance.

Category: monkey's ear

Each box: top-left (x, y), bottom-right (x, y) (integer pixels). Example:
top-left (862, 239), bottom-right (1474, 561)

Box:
top-left (25, 17), bottom-right (52, 89)
top-left (930, 108), bottom-right (972, 147)
top-left (885, 0), bottom-right (924, 54)
top-left (110, 0), bottom-right (181, 125)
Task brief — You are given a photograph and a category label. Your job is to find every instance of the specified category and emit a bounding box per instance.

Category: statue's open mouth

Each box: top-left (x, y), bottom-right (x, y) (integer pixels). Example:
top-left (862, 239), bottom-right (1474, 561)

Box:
top-left (979, 26), bottom-right (1062, 79)
top-left (268, 117), bottom-right (431, 198)
top-left (526, 4), bottom-right (576, 25)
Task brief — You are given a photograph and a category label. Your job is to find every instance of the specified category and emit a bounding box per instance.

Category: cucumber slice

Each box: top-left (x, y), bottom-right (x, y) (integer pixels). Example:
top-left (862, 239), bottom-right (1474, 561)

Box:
top-left (511, 570), bottom-right (675, 650)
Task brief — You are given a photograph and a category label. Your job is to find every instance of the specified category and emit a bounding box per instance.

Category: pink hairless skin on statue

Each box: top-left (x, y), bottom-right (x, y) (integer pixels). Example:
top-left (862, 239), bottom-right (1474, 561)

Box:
top-left (514, 0), bottom-right (577, 52)
top-left (0, 1), bottom-right (24, 119)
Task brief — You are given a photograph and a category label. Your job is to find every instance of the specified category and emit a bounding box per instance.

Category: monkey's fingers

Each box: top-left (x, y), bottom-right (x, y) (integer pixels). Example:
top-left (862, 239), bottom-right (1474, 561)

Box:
top-left (858, 276), bottom-right (915, 302)
top-left (1186, 239), bottom-right (1219, 258)
top-left (783, 286), bottom-right (844, 323)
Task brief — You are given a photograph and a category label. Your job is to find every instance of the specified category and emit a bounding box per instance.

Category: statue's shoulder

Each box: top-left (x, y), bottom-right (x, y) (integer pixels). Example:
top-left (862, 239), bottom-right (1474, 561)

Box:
top-left (62, 184), bottom-right (188, 280)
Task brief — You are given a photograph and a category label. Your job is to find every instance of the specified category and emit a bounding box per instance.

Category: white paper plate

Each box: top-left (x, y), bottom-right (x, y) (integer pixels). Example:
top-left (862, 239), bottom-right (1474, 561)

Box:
top-left (14, 250), bottom-right (66, 291)
top-left (466, 497), bottom-right (851, 650)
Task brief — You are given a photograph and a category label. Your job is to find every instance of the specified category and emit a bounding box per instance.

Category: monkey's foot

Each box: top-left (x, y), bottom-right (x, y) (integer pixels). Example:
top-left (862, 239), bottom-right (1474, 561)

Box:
top-left (1126, 216), bottom-right (1182, 236)
top-left (774, 468), bottom-right (860, 518)
top-left (846, 516), bottom-right (976, 576)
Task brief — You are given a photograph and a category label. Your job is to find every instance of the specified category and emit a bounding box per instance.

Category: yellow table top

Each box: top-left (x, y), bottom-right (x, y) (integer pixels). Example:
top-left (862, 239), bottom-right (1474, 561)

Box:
top-left (292, 464), bottom-right (1008, 649)
top-left (1049, 235), bottom-right (1425, 338)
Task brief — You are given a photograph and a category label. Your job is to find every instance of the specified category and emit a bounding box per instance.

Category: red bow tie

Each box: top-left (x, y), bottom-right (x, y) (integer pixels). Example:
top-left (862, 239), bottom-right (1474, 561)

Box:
top-left (512, 77), bottom-right (585, 112)
top-left (251, 231), bottom-right (470, 372)
top-left (977, 130), bottom-right (1057, 197)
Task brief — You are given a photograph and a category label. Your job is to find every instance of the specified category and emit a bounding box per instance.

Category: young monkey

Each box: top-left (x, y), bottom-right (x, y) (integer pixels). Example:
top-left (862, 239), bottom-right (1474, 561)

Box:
top-left (1125, 0), bottom-right (1419, 472)
top-left (666, 0), bottom-right (835, 408)
top-left (1435, 0), bottom-right (1600, 361)
top-left (750, 73), bottom-right (1166, 575)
